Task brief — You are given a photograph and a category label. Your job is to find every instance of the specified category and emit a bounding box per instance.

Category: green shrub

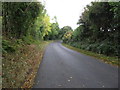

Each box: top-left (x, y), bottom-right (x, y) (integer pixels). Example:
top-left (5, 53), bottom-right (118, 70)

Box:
top-left (97, 43), bottom-right (116, 56)
top-left (69, 41), bottom-right (118, 57)
top-left (22, 36), bottom-right (34, 45)
top-left (16, 39), bottom-right (23, 45)
top-left (86, 44), bottom-right (92, 51)
top-left (2, 40), bottom-right (16, 53)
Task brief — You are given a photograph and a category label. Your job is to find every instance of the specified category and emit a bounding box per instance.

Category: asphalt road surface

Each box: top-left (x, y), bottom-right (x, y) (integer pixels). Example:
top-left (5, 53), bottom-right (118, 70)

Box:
top-left (33, 42), bottom-right (118, 88)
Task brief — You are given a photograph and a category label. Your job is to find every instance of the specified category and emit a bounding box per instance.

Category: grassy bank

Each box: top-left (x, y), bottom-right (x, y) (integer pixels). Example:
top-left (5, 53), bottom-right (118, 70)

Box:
top-left (62, 43), bottom-right (119, 67)
top-left (2, 39), bottom-right (52, 88)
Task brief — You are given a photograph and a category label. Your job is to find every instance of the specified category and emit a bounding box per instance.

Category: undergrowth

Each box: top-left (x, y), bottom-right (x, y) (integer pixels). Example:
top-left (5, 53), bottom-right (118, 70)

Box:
top-left (2, 38), bottom-right (52, 88)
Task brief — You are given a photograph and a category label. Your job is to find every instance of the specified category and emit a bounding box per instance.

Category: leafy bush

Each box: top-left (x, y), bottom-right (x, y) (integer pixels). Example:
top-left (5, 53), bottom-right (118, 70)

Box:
top-left (68, 41), bottom-right (118, 57)
top-left (16, 39), bottom-right (23, 44)
top-left (22, 36), bottom-right (35, 45)
top-left (2, 40), bottom-right (16, 53)
top-left (97, 43), bottom-right (116, 56)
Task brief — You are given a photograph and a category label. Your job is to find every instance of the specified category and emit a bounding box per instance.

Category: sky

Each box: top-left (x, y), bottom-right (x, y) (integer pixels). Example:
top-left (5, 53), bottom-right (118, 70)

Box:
top-left (39, 0), bottom-right (95, 29)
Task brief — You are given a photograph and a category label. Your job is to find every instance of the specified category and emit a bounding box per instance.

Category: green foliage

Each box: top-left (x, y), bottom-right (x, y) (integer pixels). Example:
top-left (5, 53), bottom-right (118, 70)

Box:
top-left (2, 2), bottom-right (52, 40)
top-left (41, 15), bottom-right (51, 38)
top-left (47, 23), bottom-right (59, 39)
top-left (21, 36), bottom-right (32, 44)
top-left (2, 2), bottom-right (52, 53)
top-left (44, 17), bottom-right (60, 40)
top-left (62, 31), bottom-right (73, 43)
top-left (2, 1), bottom-right (56, 46)
top-left (63, 2), bottom-right (119, 57)
top-left (59, 26), bottom-right (73, 41)
top-left (2, 40), bottom-right (16, 53)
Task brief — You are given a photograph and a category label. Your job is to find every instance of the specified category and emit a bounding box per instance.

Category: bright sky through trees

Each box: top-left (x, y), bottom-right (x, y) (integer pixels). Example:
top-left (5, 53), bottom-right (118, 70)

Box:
top-left (40, 0), bottom-right (95, 29)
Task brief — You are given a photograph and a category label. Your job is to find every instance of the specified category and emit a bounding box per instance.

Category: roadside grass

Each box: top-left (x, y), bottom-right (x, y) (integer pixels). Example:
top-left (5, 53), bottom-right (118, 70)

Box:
top-left (2, 39), bottom-right (52, 88)
top-left (62, 43), bottom-right (119, 67)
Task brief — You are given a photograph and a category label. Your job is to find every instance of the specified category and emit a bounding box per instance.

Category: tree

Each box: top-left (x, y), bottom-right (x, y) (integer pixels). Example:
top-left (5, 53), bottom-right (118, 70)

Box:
top-left (2, 2), bottom-right (45, 39)
top-left (65, 2), bottom-right (119, 56)
top-left (44, 16), bottom-right (60, 40)
top-left (58, 26), bottom-right (73, 39)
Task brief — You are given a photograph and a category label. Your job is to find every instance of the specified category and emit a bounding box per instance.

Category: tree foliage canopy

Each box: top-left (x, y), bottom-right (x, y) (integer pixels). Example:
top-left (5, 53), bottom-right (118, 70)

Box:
top-left (63, 2), bottom-right (119, 56)
top-left (2, 2), bottom-right (53, 41)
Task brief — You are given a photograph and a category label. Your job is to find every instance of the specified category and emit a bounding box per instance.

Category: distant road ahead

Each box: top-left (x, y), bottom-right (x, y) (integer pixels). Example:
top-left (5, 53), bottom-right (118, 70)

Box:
top-left (33, 42), bottom-right (118, 88)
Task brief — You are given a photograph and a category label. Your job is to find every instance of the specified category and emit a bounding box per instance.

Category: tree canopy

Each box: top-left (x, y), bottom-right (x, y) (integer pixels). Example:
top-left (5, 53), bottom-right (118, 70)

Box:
top-left (62, 2), bottom-right (119, 57)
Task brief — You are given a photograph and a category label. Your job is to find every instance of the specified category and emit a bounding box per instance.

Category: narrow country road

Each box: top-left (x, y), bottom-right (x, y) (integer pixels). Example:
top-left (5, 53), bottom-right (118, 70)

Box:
top-left (33, 42), bottom-right (118, 88)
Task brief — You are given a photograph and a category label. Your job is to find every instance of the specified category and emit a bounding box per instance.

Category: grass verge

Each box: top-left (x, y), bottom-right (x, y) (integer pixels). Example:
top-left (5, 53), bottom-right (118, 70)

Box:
top-left (2, 40), bottom-right (52, 88)
top-left (62, 43), bottom-right (119, 67)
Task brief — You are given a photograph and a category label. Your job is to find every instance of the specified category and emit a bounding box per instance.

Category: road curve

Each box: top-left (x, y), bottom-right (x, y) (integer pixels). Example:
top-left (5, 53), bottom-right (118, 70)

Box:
top-left (33, 42), bottom-right (118, 88)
